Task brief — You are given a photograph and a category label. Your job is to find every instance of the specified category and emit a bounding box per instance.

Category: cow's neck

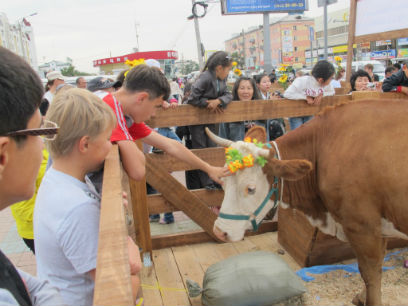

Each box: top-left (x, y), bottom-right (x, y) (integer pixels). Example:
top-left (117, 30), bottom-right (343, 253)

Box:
top-left (275, 119), bottom-right (327, 220)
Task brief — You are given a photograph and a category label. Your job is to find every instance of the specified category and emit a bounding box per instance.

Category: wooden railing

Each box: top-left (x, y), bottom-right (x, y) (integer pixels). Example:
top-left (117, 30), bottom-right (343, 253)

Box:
top-left (94, 91), bottom-right (407, 305)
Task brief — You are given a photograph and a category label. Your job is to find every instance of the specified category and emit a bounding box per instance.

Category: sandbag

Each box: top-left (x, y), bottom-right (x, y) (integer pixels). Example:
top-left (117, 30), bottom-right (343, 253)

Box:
top-left (188, 251), bottom-right (306, 306)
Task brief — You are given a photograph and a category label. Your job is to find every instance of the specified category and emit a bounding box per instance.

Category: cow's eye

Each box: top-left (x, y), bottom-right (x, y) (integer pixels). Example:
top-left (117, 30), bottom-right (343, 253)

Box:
top-left (246, 185), bottom-right (256, 195)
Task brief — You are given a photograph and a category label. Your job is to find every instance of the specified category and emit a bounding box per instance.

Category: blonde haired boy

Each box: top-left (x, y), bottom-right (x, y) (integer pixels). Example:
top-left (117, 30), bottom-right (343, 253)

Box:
top-left (34, 88), bottom-right (141, 306)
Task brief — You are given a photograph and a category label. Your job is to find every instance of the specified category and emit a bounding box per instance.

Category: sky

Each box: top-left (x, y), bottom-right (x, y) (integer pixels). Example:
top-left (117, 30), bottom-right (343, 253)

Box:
top-left (3, 0), bottom-right (349, 73)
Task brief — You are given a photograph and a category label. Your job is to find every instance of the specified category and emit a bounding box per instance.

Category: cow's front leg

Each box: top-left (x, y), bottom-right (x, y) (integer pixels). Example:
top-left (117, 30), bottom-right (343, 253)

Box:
top-left (345, 229), bottom-right (387, 306)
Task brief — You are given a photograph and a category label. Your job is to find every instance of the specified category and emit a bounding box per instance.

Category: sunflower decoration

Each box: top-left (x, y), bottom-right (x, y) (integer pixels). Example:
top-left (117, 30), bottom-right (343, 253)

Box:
top-left (124, 58), bottom-right (145, 78)
top-left (232, 61), bottom-right (242, 77)
top-left (277, 65), bottom-right (294, 90)
top-left (334, 56), bottom-right (343, 75)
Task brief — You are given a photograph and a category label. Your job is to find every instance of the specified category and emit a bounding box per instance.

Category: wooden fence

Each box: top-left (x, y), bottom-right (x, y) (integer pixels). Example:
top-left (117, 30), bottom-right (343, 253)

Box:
top-left (94, 91), bottom-right (407, 305)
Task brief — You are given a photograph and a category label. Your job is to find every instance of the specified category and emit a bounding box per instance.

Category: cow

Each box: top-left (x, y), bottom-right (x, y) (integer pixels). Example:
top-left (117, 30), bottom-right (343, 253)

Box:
top-left (205, 99), bottom-right (408, 306)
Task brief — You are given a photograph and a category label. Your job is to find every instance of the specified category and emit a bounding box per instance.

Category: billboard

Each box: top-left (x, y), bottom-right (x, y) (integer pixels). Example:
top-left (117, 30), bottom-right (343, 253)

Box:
top-left (221, 0), bottom-right (308, 15)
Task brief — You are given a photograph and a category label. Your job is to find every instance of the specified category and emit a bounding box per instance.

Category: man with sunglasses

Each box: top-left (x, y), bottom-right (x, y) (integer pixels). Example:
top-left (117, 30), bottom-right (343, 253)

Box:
top-left (0, 47), bottom-right (63, 305)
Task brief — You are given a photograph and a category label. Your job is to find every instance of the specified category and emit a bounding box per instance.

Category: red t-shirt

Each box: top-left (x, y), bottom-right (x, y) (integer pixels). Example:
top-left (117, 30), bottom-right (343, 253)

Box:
top-left (101, 92), bottom-right (152, 142)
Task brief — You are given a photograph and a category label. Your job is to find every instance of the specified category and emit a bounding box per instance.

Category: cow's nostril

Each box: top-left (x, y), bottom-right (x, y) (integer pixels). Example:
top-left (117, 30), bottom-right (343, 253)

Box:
top-left (247, 185), bottom-right (256, 195)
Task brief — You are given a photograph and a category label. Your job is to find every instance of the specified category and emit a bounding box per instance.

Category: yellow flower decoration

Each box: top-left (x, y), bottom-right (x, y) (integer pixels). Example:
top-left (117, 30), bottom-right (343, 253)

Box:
top-left (232, 61), bottom-right (238, 67)
top-left (124, 58), bottom-right (146, 78)
top-left (244, 137), bottom-right (252, 143)
top-left (242, 154), bottom-right (254, 168)
top-left (234, 68), bottom-right (242, 76)
top-left (334, 56), bottom-right (342, 63)
top-left (278, 74), bottom-right (288, 83)
top-left (278, 66), bottom-right (286, 72)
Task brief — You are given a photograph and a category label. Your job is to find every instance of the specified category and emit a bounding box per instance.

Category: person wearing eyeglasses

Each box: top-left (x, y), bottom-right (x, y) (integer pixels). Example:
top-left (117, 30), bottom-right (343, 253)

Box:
top-left (0, 47), bottom-right (63, 305)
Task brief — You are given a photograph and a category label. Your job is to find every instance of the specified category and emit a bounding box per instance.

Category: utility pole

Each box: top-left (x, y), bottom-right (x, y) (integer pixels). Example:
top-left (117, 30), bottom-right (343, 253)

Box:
top-left (323, 0), bottom-right (328, 60)
top-left (192, 0), bottom-right (204, 70)
top-left (263, 12), bottom-right (272, 74)
top-left (134, 22), bottom-right (140, 52)
top-left (241, 29), bottom-right (246, 69)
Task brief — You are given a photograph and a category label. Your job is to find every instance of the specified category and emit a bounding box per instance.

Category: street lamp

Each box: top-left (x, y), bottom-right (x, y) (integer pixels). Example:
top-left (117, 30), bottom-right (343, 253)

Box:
top-left (187, 1), bottom-right (208, 70)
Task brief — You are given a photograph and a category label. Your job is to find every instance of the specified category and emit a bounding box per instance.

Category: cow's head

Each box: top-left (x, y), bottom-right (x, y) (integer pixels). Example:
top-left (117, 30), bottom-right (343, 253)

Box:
top-left (206, 126), bottom-right (312, 242)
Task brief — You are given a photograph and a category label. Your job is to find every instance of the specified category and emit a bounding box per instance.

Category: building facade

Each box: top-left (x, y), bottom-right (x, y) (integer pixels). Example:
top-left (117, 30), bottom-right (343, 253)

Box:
top-left (0, 12), bottom-right (38, 72)
top-left (225, 14), bottom-right (314, 70)
top-left (93, 50), bottom-right (178, 77)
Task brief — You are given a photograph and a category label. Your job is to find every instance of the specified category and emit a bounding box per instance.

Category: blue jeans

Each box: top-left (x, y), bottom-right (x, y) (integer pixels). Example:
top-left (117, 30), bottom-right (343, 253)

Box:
top-left (157, 127), bottom-right (181, 142)
top-left (289, 116), bottom-right (313, 130)
top-left (219, 122), bottom-right (245, 141)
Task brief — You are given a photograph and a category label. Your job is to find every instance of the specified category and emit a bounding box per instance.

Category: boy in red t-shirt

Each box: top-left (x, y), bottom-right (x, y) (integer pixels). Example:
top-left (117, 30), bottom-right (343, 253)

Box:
top-left (101, 64), bottom-right (229, 186)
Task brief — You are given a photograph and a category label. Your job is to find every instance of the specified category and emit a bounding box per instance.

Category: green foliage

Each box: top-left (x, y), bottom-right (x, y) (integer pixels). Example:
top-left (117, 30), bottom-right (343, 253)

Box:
top-left (181, 60), bottom-right (199, 75)
top-left (61, 65), bottom-right (92, 77)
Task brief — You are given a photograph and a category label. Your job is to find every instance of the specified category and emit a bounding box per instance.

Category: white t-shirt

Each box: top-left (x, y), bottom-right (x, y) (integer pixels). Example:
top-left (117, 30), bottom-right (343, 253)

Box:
top-left (330, 79), bottom-right (341, 88)
top-left (34, 167), bottom-right (100, 306)
top-left (284, 75), bottom-right (335, 100)
top-left (43, 91), bottom-right (54, 104)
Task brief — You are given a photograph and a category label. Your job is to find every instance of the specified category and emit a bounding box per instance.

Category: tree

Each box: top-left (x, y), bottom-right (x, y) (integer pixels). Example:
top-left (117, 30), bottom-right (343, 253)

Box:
top-left (61, 64), bottom-right (92, 77)
top-left (181, 60), bottom-right (199, 75)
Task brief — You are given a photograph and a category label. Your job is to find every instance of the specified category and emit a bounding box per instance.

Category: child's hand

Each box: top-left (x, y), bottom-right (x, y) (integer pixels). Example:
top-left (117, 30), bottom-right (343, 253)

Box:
top-left (207, 166), bottom-right (231, 185)
top-left (207, 99), bottom-right (223, 113)
top-left (306, 96), bottom-right (315, 105)
top-left (162, 101), bottom-right (171, 109)
top-left (314, 93), bottom-right (323, 106)
top-left (128, 236), bottom-right (142, 275)
top-left (403, 64), bottom-right (408, 78)
top-left (169, 101), bottom-right (178, 108)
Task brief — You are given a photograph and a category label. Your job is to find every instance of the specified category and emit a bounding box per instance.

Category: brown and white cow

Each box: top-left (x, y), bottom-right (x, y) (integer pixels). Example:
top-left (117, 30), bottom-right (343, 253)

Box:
top-left (206, 99), bottom-right (408, 306)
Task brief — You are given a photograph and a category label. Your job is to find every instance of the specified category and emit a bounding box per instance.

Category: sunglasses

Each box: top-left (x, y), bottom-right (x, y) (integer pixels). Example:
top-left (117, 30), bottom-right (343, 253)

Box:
top-left (4, 120), bottom-right (59, 141)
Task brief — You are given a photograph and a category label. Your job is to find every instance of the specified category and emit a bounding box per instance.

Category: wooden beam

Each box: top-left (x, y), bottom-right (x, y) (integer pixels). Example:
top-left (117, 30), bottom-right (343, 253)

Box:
top-left (147, 147), bottom-right (225, 172)
top-left (145, 154), bottom-right (221, 241)
top-left (146, 96), bottom-right (351, 128)
top-left (130, 140), bottom-right (153, 257)
top-left (151, 221), bottom-right (277, 250)
top-left (352, 91), bottom-right (408, 101)
top-left (94, 145), bottom-right (133, 306)
top-left (346, 0), bottom-right (357, 83)
top-left (148, 189), bottom-right (224, 214)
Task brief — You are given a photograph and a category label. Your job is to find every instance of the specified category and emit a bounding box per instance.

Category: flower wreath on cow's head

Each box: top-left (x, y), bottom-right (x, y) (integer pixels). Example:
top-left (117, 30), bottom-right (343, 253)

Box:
top-left (225, 137), bottom-right (268, 173)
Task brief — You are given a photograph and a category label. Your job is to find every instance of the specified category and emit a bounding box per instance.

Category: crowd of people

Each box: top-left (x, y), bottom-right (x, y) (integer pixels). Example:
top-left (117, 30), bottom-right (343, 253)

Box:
top-left (1, 43), bottom-right (408, 306)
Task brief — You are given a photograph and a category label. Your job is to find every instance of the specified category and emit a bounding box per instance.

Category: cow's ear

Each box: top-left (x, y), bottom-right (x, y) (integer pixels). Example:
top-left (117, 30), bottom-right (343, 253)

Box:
top-left (245, 126), bottom-right (267, 143)
top-left (264, 158), bottom-right (312, 181)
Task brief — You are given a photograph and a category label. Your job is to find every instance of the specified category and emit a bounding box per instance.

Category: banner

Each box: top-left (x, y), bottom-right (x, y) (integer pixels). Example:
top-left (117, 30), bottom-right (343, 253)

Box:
top-left (370, 49), bottom-right (396, 60)
top-left (221, 0), bottom-right (308, 15)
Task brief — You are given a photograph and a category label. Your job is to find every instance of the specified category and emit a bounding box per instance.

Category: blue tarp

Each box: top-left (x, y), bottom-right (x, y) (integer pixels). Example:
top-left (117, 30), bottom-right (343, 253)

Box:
top-left (296, 248), bottom-right (407, 282)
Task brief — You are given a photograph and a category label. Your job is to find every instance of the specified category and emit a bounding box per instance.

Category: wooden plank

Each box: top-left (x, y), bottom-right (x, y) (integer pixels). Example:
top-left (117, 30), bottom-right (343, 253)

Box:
top-left (346, 0), bottom-right (357, 82)
top-left (352, 91), bottom-right (408, 101)
top-left (140, 262), bottom-right (163, 306)
top-left (146, 96), bottom-right (351, 128)
top-left (172, 245), bottom-right (205, 306)
top-left (147, 147), bottom-right (225, 172)
top-left (151, 222), bottom-right (277, 250)
top-left (334, 87), bottom-right (348, 95)
top-left (193, 242), bottom-right (233, 272)
top-left (94, 145), bottom-right (133, 306)
top-left (130, 140), bottom-right (153, 256)
top-left (277, 207), bottom-right (317, 267)
top-left (145, 154), bottom-right (220, 241)
top-left (121, 166), bottom-right (136, 240)
top-left (153, 248), bottom-right (191, 306)
top-left (232, 238), bottom-right (259, 254)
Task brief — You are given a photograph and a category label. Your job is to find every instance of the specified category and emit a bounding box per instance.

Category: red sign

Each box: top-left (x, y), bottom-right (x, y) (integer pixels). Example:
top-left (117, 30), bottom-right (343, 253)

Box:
top-left (93, 50), bottom-right (178, 67)
top-left (283, 56), bottom-right (293, 62)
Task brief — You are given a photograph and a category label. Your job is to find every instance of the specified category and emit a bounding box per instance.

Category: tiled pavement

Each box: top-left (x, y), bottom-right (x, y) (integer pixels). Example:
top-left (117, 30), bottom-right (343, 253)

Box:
top-left (0, 208), bottom-right (36, 275)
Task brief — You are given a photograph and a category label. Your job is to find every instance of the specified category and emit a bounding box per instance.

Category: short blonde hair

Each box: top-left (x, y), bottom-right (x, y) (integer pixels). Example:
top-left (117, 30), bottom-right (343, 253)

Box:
top-left (45, 88), bottom-right (116, 158)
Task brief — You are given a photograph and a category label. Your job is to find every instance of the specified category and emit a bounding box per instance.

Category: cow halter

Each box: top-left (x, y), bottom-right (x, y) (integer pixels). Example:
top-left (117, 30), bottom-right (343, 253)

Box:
top-left (218, 141), bottom-right (282, 232)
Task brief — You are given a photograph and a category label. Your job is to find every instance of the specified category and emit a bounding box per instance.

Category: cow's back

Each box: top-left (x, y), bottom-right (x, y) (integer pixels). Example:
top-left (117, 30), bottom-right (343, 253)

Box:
top-left (315, 99), bottom-right (408, 235)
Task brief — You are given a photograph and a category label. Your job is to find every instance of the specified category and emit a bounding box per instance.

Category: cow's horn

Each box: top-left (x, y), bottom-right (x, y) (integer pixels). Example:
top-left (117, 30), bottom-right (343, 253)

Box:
top-left (205, 127), bottom-right (233, 147)
top-left (257, 148), bottom-right (270, 158)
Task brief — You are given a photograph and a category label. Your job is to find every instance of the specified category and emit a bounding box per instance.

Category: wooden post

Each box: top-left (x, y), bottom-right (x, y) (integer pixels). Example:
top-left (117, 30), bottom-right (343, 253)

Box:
top-left (130, 140), bottom-right (153, 257)
top-left (94, 145), bottom-right (133, 306)
top-left (346, 0), bottom-right (357, 83)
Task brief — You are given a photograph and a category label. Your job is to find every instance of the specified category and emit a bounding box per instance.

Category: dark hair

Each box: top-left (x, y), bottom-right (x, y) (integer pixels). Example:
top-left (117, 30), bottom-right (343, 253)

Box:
top-left (385, 66), bottom-right (396, 75)
top-left (350, 69), bottom-right (372, 91)
top-left (202, 51), bottom-right (232, 72)
top-left (0, 47), bottom-right (43, 138)
top-left (232, 77), bottom-right (260, 101)
top-left (181, 82), bottom-right (193, 104)
top-left (39, 99), bottom-right (50, 116)
top-left (45, 79), bottom-right (55, 92)
top-left (364, 63), bottom-right (374, 71)
top-left (124, 64), bottom-right (170, 101)
top-left (393, 62), bottom-right (402, 70)
top-left (311, 60), bottom-right (335, 82)
top-left (254, 74), bottom-right (269, 84)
